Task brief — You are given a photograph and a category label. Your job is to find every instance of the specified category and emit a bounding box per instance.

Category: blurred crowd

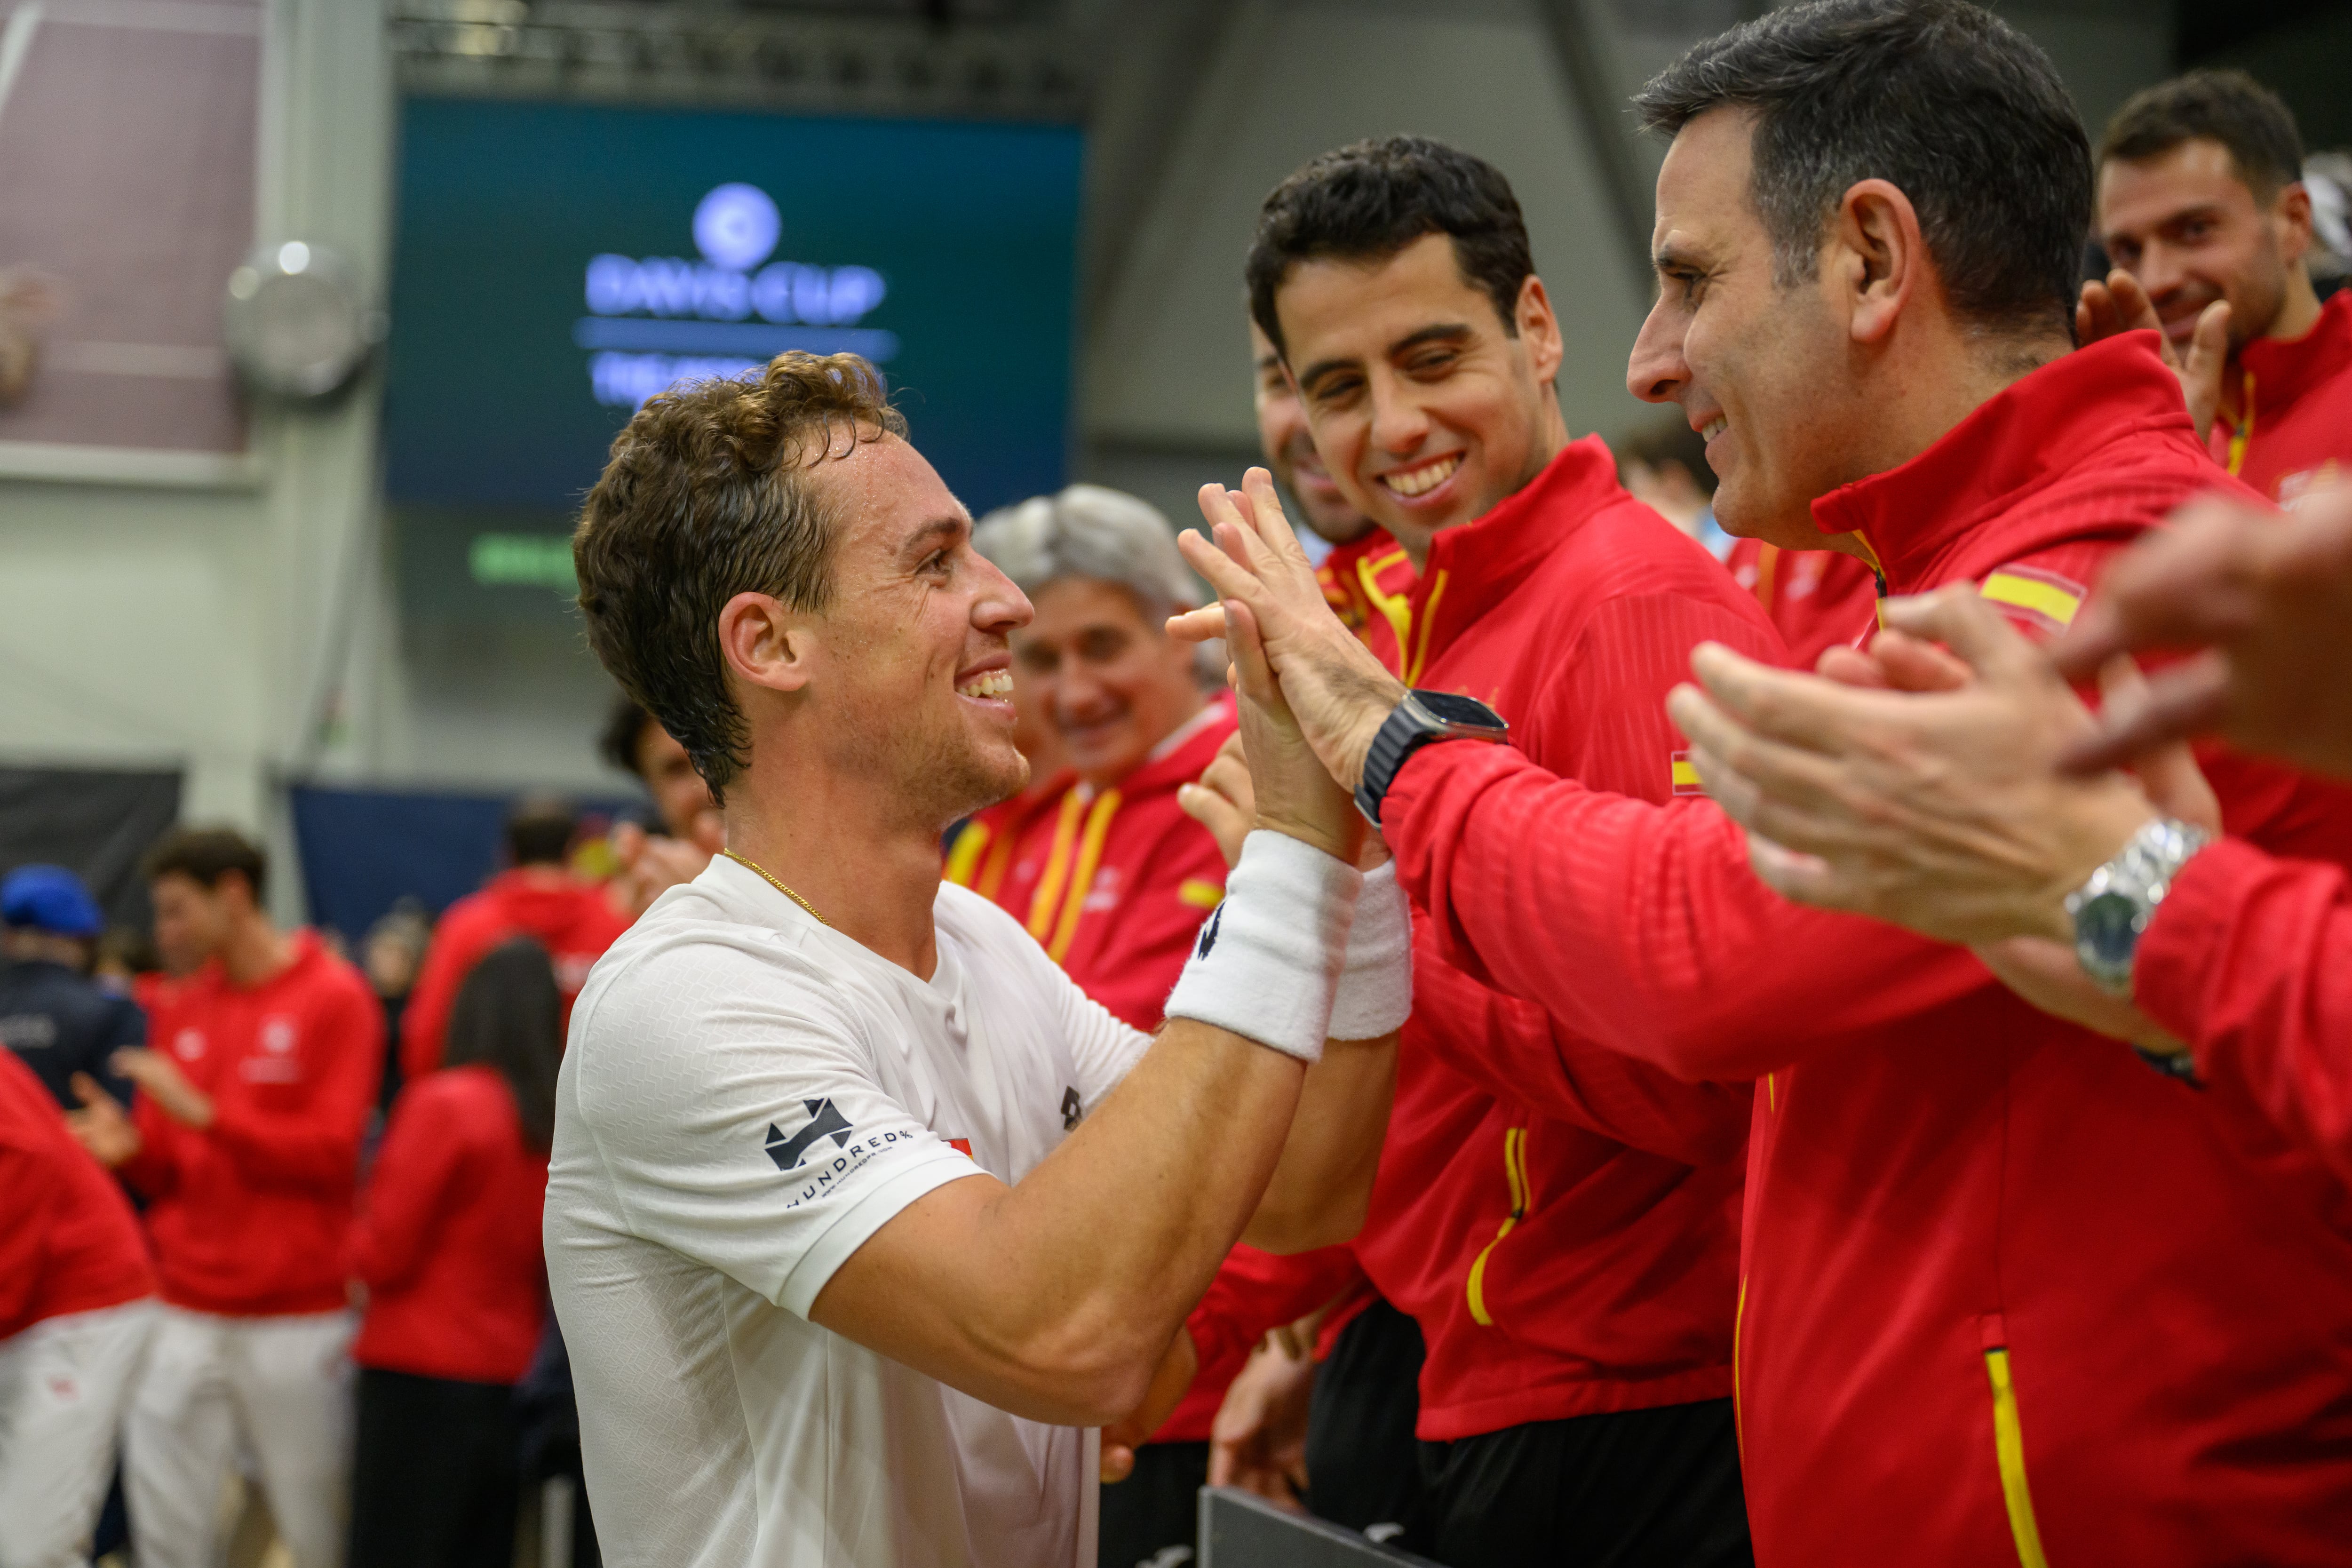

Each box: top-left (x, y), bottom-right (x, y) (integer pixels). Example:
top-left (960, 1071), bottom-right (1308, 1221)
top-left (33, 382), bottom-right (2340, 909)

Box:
top-left (3, 35), bottom-right (2351, 1568)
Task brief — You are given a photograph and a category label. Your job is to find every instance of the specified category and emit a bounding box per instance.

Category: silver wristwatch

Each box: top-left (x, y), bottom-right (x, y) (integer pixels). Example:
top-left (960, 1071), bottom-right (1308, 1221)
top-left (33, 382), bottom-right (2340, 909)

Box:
top-left (2065, 817), bottom-right (2211, 1000)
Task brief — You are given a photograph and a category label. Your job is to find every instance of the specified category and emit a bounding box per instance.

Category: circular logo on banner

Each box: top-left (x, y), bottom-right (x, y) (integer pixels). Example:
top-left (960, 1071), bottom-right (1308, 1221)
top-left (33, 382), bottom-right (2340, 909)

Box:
top-left (693, 184), bottom-right (781, 271)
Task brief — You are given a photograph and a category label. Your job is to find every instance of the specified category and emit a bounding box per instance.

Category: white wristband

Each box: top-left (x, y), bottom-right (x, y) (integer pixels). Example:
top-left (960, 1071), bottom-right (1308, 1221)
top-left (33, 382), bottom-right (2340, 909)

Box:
top-left (1327, 861), bottom-right (1412, 1040)
top-left (1163, 830), bottom-right (1361, 1063)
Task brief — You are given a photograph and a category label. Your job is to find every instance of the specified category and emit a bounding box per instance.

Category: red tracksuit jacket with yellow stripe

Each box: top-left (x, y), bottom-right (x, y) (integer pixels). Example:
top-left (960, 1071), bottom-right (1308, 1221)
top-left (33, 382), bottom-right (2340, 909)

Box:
top-left (1381, 334), bottom-right (2352, 1566)
top-left (1323, 438), bottom-right (1775, 1441)
top-left (2209, 284), bottom-right (2352, 508)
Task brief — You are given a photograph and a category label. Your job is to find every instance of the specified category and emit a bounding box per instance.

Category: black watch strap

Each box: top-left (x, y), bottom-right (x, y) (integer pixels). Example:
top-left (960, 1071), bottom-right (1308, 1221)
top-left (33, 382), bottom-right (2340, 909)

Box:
top-left (1353, 692), bottom-right (1508, 827)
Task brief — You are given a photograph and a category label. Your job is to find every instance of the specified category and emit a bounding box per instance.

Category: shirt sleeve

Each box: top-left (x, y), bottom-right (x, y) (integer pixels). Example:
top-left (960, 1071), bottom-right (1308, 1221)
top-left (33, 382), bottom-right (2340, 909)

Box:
top-left (2137, 838), bottom-right (2352, 1186)
top-left (571, 935), bottom-right (989, 1320)
top-left (1045, 941), bottom-right (1154, 1112)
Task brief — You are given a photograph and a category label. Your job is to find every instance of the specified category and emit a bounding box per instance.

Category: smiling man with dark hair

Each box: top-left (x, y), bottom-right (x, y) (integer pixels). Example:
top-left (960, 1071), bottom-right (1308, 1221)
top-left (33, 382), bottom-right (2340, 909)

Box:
top-left (1225, 133), bottom-right (1776, 1568)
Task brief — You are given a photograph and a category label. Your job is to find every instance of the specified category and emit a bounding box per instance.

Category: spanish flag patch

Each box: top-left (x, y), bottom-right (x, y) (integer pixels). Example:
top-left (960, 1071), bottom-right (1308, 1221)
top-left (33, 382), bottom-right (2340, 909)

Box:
top-left (1671, 750), bottom-right (1705, 796)
top-left (1979, 564), bottom-right (2086, 636)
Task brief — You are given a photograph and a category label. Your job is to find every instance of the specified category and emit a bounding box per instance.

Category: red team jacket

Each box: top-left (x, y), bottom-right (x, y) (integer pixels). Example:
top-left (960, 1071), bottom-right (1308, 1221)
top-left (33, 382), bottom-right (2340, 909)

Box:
top-left (1315, 528), bottom-right (1414, 671)
top-left (401, 869), bottom-right (629, 1081)
top-left (124, 931), bottom-right (383, 1317)
top-left (946, 694), bottom-right (1352, 1441)
top-left (350, 1062), bottom-right (549, 1384)
top-left (1723, 538), bottom-right (1882, 671)
top-left (1378, 335), bottom-right (2352, 1565)
top-left (2211, 286), bottom-right (2352, 507)
top-left (1201, 441), bottom-right (1776, 1445)
top-left (0, 1048), bottom-right (153, 1339)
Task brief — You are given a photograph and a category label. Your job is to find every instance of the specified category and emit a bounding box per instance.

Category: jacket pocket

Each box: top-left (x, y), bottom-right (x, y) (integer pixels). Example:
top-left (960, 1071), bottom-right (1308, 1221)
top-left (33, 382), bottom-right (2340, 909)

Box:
top-left (1464, 1127), bottom-right (1529, 1326)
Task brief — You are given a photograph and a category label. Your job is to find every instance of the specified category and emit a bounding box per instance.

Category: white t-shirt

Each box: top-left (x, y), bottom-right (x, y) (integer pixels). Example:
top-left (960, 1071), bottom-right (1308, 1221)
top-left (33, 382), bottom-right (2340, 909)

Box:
top-left (545, 857), bottom-right (1152, 1568)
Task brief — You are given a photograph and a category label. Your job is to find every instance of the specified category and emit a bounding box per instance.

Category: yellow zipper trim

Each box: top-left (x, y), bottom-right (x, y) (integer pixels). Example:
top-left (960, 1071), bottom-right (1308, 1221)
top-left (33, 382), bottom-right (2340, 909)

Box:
top-left (1464, 1127), bottom-right (1528, 1326)
top-left (1046, 789), bottom-right (1121, 964)
top-left (943, 820), bottom-right (990, 887)
top-left (1404, 569), bottom-right (1449, 685)
top-left (1024, 788), bottom-right (1089, 940)
top-left (2225, 366), bottom-right (2256, 477)
top-left (1985, 1348), bottom-right (2050, 1568)
top-left (1357, 549), bottom-right (1415, 668)
top-left (1731, 1273), bottom-right (1747, 1458)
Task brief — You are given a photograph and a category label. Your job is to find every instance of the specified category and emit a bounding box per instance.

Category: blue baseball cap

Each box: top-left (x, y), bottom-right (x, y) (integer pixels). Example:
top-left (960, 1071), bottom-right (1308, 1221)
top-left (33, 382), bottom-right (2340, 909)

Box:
top-left (1, 865), bottom-right (104, 938)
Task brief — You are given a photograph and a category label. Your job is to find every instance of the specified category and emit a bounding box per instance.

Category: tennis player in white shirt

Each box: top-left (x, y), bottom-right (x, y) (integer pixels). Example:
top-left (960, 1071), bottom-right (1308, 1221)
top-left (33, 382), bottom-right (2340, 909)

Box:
top-left (552, 351), bottom-right (1410, 1568)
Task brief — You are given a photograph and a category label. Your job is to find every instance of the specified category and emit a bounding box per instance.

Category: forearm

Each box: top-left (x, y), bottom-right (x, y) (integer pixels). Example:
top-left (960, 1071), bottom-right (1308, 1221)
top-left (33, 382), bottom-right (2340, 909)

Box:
top-left (1244, 1033), bottom-right (1396, 1251)
top-left (1409, 939), bottom-right (1752, 1164)
top-left (2136, 839), bottom-right (2352, 1183)
top-left (813, 1019), bottom-right (1305, 1425)
top-left (1384, 740), bottom-right (1987, 1079)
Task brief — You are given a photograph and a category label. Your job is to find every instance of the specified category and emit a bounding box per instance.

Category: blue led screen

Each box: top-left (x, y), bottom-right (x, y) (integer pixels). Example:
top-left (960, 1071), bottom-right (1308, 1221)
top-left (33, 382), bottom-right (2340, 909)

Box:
top-left (383, 98), bottom-right (1082, 520)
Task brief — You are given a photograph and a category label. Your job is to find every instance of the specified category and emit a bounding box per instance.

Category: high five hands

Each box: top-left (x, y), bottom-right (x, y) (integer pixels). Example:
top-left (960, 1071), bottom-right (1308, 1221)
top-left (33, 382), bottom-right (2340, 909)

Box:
top-left (1168, 468), bottom-right (1408, 806)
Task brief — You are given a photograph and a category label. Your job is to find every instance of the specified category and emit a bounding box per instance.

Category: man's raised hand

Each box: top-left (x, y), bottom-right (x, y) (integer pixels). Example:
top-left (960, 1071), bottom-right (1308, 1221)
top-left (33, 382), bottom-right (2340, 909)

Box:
top-left (1169, 468), bottom-right (1406, 792)
top-left (2075, 268), bottom-right (2229, 442)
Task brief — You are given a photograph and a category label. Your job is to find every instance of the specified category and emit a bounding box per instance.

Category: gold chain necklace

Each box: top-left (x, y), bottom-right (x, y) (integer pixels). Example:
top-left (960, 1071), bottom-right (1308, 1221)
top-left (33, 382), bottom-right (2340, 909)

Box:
top-left (719, 848), bottom-right (829, 927)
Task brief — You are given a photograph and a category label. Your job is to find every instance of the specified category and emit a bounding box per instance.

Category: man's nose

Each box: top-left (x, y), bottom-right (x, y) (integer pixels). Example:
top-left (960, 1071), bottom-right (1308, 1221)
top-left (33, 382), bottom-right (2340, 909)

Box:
top-left (1627, 300), bottom-right (1688, 404)
top-left (1367, 378), bottom-right (1430, 456)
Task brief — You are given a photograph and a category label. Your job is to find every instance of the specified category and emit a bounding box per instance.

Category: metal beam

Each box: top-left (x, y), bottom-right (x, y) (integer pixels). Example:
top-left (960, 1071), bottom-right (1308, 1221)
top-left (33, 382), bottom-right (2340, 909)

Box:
top-left (1531, 0), bottom-right (1660, 302)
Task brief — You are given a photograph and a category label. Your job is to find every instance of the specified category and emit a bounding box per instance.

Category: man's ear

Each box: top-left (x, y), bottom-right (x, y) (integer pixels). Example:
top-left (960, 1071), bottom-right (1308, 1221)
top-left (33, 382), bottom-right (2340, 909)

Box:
top-left (1515, 274), bottom-right (1565, 383)
top-left (1832, 178), bottom-right (1924, 347)
top-left (2272, 180), bottom-right (2315, 267)
top-left (717, 591), bottom-right (816, 697)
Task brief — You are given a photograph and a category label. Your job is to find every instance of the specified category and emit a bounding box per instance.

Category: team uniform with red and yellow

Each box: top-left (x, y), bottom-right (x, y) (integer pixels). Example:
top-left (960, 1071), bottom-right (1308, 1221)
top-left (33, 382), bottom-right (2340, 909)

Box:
top-left (1199, 439), bottom-right (1776, 1565)
top-left (2211, 287), bottom-right (2352, 507)
top-left (1378, 334), bottom-right (2352, 1567)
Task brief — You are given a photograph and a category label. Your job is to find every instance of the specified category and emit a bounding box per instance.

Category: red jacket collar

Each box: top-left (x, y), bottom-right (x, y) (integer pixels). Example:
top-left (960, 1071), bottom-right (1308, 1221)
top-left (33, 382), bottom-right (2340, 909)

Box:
top-left (1810, 332), bottom-right (2194, 593)
top-left (2237, 287), bottom-right (2352, 422)
top-left (1403, 436), bottom-right (1625, 675)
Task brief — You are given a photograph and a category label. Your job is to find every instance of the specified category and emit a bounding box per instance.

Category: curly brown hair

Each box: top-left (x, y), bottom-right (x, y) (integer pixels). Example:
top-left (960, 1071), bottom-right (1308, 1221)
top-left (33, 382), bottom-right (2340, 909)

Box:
top-left (573, 352), bottom-right (906, 804)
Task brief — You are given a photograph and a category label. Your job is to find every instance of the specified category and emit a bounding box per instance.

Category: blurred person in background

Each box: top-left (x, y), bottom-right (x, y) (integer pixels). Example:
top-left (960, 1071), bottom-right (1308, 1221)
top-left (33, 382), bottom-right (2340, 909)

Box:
top-left (1251, 320), bottom-right (1413, 661)
top-left (347, 938), bottom-right (558, 1568)
top-left (2088, 69), bottom-right (2352, 505)
top-left (90, 926), bottom-right (161, 1002)
top-left (400, 794), bottom-right (626, 1081)
top-left (66, 827), bottom-right (381, 1568)
top-left (598, 698), bottom-right (723, 919)
top-left (0, 865), bottom-right (140, 1111)
top-left (359, 900), bottom-right (430, 1112)
top-left (0, 1045), bottom-right (156, 1568)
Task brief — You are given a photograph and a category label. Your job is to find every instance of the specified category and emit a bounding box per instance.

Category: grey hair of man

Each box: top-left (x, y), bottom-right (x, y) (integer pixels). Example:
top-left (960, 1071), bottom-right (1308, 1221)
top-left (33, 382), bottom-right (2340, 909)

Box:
top-left (972, 484), bottom-right (1224, 686)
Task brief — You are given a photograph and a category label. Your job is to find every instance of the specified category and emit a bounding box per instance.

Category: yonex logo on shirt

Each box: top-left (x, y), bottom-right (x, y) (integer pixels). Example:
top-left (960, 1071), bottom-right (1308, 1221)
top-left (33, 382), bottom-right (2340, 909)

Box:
top-left (765, 1098), bottom-right (854, 1171)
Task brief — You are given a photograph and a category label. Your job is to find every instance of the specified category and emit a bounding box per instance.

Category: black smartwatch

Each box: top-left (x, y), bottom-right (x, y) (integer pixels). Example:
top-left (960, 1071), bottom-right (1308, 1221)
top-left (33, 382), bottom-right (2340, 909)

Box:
top-left (1354, 691), bottom-right (1510, 827)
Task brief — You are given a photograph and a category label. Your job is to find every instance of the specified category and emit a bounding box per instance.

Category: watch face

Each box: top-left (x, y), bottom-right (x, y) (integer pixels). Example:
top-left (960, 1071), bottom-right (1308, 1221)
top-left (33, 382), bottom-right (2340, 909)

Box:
top-left (2076, 890), bottom-right (2142, 968)
top-left (1414, 691), bottom-right (1507, 732)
